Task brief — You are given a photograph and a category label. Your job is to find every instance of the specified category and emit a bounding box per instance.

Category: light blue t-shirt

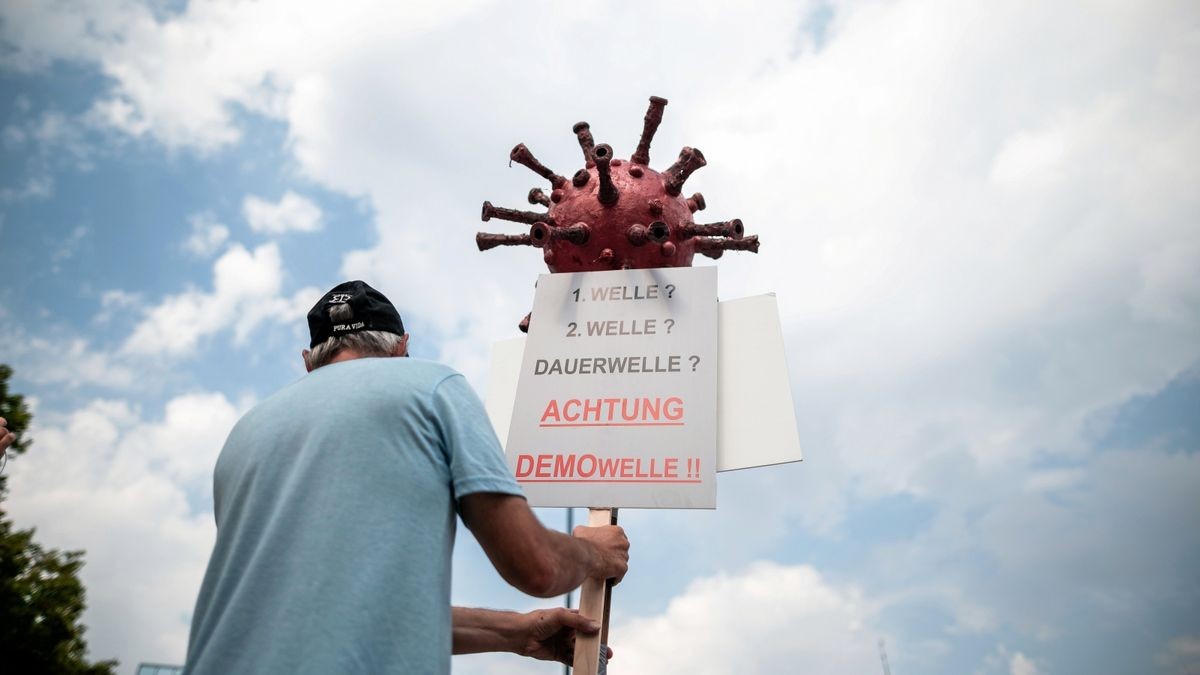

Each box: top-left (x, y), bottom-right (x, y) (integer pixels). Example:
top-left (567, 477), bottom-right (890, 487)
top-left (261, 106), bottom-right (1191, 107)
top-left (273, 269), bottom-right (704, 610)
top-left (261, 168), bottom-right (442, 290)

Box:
top-left (184, 357), bottom-right (523, 674)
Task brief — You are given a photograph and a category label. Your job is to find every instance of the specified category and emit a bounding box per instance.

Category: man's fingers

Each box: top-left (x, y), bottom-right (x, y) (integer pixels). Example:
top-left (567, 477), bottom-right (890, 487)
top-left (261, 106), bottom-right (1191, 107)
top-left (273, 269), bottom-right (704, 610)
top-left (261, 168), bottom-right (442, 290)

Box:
top-left (611, 550), bottom-right (629, 584)
top-left (551, 607), bottom-right (601, 634)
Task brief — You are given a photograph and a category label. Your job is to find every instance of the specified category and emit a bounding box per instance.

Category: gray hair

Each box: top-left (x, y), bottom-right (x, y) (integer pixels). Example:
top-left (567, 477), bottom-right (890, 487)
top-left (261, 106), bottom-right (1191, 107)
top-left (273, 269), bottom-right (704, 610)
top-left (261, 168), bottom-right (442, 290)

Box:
top-left (307, 302), bottom-right (404, 369)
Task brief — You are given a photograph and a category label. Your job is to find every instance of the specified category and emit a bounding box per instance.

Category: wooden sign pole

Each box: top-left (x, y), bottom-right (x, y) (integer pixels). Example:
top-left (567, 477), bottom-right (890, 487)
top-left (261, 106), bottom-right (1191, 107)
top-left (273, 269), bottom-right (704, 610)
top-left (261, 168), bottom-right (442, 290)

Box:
top-left (573, 507), bottom-right (618, 674)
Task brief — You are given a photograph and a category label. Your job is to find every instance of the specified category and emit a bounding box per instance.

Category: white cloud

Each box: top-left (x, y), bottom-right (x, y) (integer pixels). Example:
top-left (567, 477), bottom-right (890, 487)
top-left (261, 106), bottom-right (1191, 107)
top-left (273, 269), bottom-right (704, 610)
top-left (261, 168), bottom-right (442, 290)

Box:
top-left (0, 172), bottom-right (54, 200)
top-left (183, 212), bottom-right (230, 257)
top-left (0, 108), bottom-right (96, 200)
top-left (242, 190), bottom-right (323, 235)
top-left (4, 392), bottom-right (243, 667)
top-left (1022, 468), bottom-right (1086, 493)
top-left (32, 110), bottom-right (93, 164)
top-left (49, 225), bottom-right (88, 271)
top-left (453, 560), bottom-right (886, 675)
top-left (1131, 239), bottom-right (1200, 326)
top-left (0, 313), bottom-right (138, 392)
top-left (0, 0), bottom-right (491, 151)
top-left (1009, 652), bottom-right (1040, 675)
top-left (122, 242), bottom-right (316, 356)
top-left (870, 445), bottom-right (1200, 645)
top-left (612, 562), bottom-right (881, 674)
top-left (706, 1), bottom-right (1198, 389)
top-left (974, 645), bottom-right (1044, 675)
top-left (0, 301), bottom-right (140, 392)
top-left (28, 338), bottom-right (139, 390)
top-left (1157, 636), bottom-right (1200, 675)
top-left (96, 289), bottom-right (142, 321)
top-left (664, 0), bottom-right (1200, 518)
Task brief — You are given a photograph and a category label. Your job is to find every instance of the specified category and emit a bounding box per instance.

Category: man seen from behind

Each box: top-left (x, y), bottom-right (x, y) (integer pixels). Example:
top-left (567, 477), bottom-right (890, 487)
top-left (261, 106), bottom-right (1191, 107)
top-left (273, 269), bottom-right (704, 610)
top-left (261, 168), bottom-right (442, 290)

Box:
top-left (184, 280), bottom-right (628, 673)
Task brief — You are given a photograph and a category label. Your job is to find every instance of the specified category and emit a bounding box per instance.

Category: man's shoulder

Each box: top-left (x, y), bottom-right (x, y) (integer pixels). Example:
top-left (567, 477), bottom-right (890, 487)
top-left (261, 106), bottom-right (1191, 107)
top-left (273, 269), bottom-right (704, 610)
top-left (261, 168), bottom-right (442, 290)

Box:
top-left (308, 358), bottom-right (468, 399)
top-left (232, 359), bottom-right (466, 429)
top-left (245, 358), bottom-right (466, 412)
top-left (364, 357), bottom-right (462, 385)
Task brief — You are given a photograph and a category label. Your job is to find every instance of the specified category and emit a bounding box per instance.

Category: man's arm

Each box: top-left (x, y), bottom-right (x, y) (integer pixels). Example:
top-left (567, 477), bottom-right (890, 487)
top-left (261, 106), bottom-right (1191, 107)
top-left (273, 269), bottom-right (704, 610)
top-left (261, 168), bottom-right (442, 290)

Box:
top-left (460, 492), bottom-right (628, 598)
top-left (452, 606), bottom-right (613, 665)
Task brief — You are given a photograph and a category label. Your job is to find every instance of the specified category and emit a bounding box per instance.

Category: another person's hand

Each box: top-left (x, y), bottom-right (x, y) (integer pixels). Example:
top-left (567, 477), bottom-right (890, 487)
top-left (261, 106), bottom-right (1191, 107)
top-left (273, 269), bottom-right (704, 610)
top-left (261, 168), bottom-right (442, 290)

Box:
top-left (0, 417), bottom-right (13, 454)
top-left (573, 524), bottom-right (630, 584)
top-left (514, 607), bottom-right (613, 665)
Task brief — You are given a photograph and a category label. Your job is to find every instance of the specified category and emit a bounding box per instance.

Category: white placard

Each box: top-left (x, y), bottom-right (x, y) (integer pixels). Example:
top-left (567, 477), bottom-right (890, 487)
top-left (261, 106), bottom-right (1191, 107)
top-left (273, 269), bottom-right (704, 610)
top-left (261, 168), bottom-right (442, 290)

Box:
top-left (714, 294), bottom-right (803, 471)
top-left (505, 267), bottom-right (718, 509)
top-left (487, 293), bottom-right (802, 475)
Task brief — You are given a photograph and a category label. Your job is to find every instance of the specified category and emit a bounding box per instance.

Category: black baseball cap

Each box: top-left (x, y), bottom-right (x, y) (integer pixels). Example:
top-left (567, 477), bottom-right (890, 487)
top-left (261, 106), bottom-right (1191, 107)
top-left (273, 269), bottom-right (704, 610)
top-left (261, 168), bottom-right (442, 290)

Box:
top-left (307, 280), bottom-right (405, 348)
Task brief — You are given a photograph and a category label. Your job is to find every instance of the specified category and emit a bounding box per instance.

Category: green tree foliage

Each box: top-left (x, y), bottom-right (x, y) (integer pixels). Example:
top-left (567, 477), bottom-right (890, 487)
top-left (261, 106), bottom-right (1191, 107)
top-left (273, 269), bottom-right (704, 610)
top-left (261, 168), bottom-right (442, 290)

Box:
top-left (0, 365), bottom-right (117, 674)
top-left (1, 363), bottom-right (33, 467)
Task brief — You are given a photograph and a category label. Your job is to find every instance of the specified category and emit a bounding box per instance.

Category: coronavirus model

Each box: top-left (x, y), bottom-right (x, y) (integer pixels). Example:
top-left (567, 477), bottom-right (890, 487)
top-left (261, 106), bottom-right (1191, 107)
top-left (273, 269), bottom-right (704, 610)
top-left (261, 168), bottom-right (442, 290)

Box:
top-left (477, 96), bottom-right (759, 330)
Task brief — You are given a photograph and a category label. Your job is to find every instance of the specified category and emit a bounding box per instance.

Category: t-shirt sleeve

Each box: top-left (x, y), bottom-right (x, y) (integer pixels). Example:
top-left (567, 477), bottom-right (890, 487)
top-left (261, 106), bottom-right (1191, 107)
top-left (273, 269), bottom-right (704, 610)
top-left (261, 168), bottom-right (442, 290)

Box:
top-left (431, 373), bottom-right (524, 503)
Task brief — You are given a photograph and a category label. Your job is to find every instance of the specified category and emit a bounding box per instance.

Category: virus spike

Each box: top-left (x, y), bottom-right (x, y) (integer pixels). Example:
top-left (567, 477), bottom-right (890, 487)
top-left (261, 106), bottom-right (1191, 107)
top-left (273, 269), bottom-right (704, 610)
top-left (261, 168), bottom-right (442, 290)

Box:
top-left (663, 146), bottom-right (707, 196)
top-left (648, 220), bottom-right (671, 243)
top-left (481, 201), bottom-right (556, 226)
top-left (592, 144), bottom-right (619, 206)
top-left (573, 122), bottom-right (596, 167)
top-left (687, 192), bottom-right (706, 213)
top-left (694, 234), bottom-right (760, 258)
top-left (529, 222), bottom-right (552, 247)
top-left (680, 218), bottom-right (743, 239)
top-left (510, 143), bottom-right (567, 189)
top-left (530, 221), bottom-right (591, 247)
top-left (661, 241), bottom-right (677, 257)
top-left (527, 187), bottom-right (551, 206)
top-left (631, 95), bottom-right (668, 166)
top-left (558, 222), bottom-right (592, 245)
top-left (572, 169), bottom-right (590, 188)
top-left (476, 232), bottom-right (535, 251)
top-left (626, 223), bottom-right (649, 246)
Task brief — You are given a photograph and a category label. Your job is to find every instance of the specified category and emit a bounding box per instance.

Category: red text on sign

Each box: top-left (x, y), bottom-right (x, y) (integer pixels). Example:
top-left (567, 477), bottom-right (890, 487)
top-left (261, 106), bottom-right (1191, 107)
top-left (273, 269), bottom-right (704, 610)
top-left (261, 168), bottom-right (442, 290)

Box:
top-left (539, 396), bottom-right (684, 427)
top-left (514, 453), bottom-right (702, 483)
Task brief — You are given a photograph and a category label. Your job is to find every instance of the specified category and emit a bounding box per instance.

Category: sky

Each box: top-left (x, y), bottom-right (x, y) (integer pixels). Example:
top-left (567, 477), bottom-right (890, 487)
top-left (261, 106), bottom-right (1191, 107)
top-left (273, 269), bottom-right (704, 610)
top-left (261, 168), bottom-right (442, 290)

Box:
top-left (0, 1), bottom-right (1197, 673)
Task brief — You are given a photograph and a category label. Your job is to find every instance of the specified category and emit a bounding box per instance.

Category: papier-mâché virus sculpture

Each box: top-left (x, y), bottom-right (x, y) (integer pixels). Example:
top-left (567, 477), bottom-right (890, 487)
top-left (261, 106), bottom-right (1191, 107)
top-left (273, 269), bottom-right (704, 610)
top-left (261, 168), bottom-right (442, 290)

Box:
top-left (477, 95), bottom-right (759, 330)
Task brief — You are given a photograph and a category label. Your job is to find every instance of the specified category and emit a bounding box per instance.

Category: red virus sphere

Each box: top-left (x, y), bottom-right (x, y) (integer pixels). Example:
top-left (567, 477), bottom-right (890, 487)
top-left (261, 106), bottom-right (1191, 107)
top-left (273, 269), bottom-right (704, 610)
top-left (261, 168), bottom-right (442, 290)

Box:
top-left (476, 95), bottom-right (759, 274)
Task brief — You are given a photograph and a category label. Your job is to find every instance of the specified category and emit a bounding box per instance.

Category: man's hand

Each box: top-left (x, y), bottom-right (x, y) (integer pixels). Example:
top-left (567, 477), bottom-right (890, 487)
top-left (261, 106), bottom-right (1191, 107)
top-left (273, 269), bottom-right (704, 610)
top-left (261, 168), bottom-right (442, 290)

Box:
top-left (0, 417), bottom-right (13, 453)
top-left (573, 524), bottom-right (630, 584)
top-left (515, 608), bottom-right (613, 665)
top-left (451, 606), bottom-right (613, 664)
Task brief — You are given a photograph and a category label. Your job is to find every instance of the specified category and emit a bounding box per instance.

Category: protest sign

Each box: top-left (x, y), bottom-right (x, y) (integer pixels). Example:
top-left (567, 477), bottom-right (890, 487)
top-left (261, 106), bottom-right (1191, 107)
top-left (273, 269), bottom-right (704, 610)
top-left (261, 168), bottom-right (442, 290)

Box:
top-left (506, 266), bottom-right (718, 508)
